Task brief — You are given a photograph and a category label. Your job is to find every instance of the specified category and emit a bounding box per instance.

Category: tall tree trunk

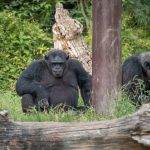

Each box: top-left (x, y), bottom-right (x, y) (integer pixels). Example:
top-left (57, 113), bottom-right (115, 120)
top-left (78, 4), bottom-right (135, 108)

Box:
top-left (52, 3), bottom-right (92, 74)
top-left (92, 0), bottom-right (122, 114)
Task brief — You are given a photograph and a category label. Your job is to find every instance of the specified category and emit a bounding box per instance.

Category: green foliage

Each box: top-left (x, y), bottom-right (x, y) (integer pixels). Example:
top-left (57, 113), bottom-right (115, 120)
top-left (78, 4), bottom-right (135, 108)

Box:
top-left (0, 92), bottom-right (137, 122)
top-left (122, 0), bottom-right (150, 27)
top-left (113, 92), bottom-right (137, 118)
top-left (121, 0), bottom-right (150, 61)
top-left (0, 11), bottom-right (52, 90)
top-left (1, 0), bottom-right (92, 33)
top-left (122, 25), bottom-right (150, 61)
top-left (4, 0), bottom-right (58, 31)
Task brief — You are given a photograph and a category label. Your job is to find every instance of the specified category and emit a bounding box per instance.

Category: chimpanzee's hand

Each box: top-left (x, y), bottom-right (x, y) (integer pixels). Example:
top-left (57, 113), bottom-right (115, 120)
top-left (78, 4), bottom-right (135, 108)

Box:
top-left (36, 89), bottom-right (49, 111)
top-left (37, 98), bottom-right (49, 111)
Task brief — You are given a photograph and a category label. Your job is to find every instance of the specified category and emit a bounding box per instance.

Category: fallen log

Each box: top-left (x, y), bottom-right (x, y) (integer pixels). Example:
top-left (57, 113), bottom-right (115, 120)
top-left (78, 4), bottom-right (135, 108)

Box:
top-left (0, 104), bottom-right (150, 150)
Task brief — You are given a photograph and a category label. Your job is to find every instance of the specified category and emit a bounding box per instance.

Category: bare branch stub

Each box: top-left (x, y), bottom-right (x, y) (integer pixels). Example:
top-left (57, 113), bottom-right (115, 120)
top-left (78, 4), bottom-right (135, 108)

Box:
top-left (0, 110), bottom-right (9, 122)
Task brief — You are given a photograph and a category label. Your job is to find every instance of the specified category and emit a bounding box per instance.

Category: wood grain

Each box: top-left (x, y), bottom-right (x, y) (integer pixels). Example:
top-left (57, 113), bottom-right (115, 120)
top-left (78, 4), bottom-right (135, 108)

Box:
top-left (0, 104), bottom-right (150, 149)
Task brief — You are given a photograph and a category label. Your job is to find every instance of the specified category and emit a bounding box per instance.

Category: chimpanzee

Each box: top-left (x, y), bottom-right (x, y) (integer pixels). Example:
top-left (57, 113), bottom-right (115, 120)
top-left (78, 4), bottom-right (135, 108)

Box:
top-left (16, 49), bottom-right (92, 112)
top-left (122, 52), bottom-right (150, 104)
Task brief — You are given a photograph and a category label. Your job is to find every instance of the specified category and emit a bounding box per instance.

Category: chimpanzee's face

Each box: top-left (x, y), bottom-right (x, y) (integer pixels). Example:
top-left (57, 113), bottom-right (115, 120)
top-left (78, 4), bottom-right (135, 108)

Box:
top-left (45, 50), bottom-right (69, 78)
top-left (143, 59), bottom-right (150, 79)
top-left (139, 52), bottom-right (150, 79)
top-left (51, 58), bottom-right (65, 78)
top-left (140, 52), bottom-right (150, 71)
top-left (144, 61), bottom-right (150, 70)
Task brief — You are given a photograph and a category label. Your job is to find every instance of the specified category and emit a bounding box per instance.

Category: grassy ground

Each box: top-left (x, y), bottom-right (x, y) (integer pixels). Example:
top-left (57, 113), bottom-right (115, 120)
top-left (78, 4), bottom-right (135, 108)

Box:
top-left (0, 91), bottom-right (137, 122)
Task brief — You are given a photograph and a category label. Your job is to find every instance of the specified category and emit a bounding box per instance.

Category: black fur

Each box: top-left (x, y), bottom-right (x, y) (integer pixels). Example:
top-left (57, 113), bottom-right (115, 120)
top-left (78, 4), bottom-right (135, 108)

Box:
top-left (122, 52), bottom-right (150, 104)
top-left (16, 50), bottom-right (92, 112)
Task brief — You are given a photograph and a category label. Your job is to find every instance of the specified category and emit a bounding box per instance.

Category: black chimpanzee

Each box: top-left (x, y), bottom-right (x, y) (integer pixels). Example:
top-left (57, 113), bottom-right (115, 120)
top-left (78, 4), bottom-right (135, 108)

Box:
top-left (122, 52), bottom-right (150, 104)
top-left (16, 49), bottom-right (92, 112)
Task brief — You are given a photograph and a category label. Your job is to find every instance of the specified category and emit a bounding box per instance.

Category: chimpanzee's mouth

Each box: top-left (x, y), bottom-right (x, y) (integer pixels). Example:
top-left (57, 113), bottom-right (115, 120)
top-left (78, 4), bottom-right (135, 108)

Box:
top-left (53, 71), bottom-right (63, 78)
top-left (37, 98), bottom-right (49, 109)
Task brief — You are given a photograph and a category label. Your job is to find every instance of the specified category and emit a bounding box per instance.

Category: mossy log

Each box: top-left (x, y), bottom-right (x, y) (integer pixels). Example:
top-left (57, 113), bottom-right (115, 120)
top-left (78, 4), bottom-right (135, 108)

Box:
top-left (0, 104), bottom-right (150, 150)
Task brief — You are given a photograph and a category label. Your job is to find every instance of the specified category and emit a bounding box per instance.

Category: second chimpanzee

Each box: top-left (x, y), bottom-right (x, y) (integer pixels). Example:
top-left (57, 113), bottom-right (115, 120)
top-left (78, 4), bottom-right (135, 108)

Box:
top-left (16, 49), bottom-right (92, 112)
top-left (122, 52), bottom-right (150, 105)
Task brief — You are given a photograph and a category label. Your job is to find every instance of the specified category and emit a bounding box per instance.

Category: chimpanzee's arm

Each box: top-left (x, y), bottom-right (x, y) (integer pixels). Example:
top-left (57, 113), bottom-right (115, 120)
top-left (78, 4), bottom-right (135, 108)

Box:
top-left (68, 59), bottom-right (92, 106)
top-left (16, 60), bottom-right (48, 100)
top-left (122, 56), bottom-right (143, 85)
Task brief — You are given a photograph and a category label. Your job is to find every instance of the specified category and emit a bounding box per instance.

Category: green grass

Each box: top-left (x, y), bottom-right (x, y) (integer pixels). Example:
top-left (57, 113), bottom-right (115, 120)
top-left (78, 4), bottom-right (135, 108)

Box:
top-left (0, 91), bottom-right (137, 122)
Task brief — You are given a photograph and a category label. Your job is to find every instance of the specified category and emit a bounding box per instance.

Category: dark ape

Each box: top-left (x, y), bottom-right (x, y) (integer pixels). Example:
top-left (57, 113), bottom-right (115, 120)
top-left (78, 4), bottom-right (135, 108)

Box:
top-left (122, 52), bottom-right (150, 104)
top-left (16, 50), bottom-right (92, 112)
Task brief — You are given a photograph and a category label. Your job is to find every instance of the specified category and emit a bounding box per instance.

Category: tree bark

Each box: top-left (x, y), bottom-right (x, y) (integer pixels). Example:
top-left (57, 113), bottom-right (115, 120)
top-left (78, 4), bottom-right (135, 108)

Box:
top-left (0, 104), bottom-right (150, 150)
top-left (52, 3), bottom-right (92, 74)
top-left (92, 0), bottom-right (122, 114)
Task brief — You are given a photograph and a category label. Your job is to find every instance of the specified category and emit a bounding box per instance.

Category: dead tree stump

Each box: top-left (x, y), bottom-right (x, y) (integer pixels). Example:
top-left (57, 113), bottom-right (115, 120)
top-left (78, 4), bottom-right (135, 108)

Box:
top-left (0, 104), bottom-right (150, 149)
top-left (52, 3), bottom-right (92, 74)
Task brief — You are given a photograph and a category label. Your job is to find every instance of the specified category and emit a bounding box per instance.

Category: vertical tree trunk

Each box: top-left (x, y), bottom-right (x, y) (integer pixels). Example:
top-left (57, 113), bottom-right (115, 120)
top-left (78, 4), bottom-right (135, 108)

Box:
top-left (92, 0), bottom-right (121, 114)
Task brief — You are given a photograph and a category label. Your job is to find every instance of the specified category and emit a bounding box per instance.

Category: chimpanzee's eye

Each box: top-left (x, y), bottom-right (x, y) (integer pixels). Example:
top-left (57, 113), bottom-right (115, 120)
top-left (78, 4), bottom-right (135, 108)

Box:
top-left (59, 63), bottom-right (64, 67)
top-left (144, 61), bottom-right (150, 70)
top-left (56, 63), bottom-right (64, 67)
top-left (51, 63), bottom-right (64, 68)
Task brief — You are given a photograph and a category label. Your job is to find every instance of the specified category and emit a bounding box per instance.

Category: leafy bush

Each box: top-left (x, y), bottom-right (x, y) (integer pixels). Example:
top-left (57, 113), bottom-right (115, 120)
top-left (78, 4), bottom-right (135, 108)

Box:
top-left (1, 0), bottom-right (92, 33)
top-left (0, 11), bottom-right (52, 91)
top-left (122, 0), bottom-right (150, 28)
top-left (122, 14), bottom-right (150, 61)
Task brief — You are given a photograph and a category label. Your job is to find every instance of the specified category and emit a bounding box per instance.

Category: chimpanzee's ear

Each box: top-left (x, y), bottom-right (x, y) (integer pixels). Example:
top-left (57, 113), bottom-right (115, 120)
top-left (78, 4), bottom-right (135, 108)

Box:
top-left (44, 54), bottom-right (49, 60)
